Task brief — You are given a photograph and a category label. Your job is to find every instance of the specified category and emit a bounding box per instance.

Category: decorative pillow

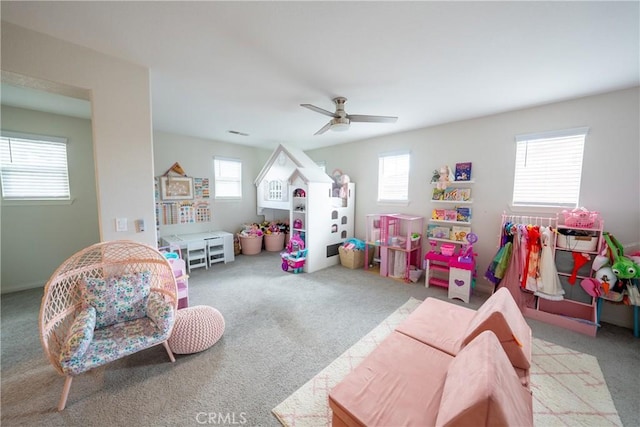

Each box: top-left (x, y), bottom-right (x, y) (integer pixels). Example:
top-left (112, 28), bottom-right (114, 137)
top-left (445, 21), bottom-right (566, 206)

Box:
top-left (435, 330), bottom-right (533, 427)
top-left (146, 292), bottom-right (175, 334)
top-left (79, 271), bottom-right (151, 329)
top-left (60, 306), bottom-right (96, 364)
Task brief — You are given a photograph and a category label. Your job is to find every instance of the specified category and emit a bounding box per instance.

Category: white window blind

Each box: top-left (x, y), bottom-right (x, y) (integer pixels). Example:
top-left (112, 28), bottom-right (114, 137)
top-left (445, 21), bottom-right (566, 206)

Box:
top-left (378, 152), bottom-right (410, 202)
top-left (0, 133), bottom-right (70, 200)
top-left (512, 127), bottom-right (588, 207)
top-left (214, 157), bottom-right (242, 199)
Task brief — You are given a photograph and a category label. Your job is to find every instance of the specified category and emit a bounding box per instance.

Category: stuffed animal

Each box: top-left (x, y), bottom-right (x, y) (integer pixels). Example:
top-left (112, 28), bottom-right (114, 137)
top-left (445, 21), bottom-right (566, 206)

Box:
top-left (436, 165), bottom-right (454, 190)
top-left (604, 233), bottom-right (640, 279)
top-left (339, 174), bottom-right (350, 198)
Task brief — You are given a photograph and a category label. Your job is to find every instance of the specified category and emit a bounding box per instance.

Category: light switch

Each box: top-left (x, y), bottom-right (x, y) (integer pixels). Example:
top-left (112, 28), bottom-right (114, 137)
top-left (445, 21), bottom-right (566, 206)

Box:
top-left (135, 219), bottom-right (145, 232)
top-left (116, 218), bottom-right (128, 232)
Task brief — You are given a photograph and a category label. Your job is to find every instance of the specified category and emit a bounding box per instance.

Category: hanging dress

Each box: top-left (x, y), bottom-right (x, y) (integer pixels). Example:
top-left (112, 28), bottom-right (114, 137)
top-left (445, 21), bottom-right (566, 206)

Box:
top-left (499, 224), bottom-right (535, 310)
top-left (522, 225), bottom-right (541, 292)
top-left (534, 226), bottom-right (565, 301)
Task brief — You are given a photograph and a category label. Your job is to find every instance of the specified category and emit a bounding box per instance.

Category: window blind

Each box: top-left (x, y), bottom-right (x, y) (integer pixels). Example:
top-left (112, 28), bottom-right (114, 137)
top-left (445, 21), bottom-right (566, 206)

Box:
top-left (0, 134), bottom-right (70, 200)
top-left (378, 152), bottom-right (410, 202)
top-left (214, 157), bottom-right (242, 199)
top-left (512, 128), bottom-right (588, 207)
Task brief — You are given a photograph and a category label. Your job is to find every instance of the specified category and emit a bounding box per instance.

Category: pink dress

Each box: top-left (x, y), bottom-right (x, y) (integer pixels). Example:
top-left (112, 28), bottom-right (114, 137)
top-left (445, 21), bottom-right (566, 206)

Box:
top-left (524, 226), bottom-right (541, 292)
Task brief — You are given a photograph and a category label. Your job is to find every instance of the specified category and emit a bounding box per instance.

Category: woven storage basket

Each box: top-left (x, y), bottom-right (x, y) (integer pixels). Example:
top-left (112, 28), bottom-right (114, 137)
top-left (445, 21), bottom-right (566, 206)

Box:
top-left (264, 233), bottom-right (285, 252)
top-left (239, 235), bottom-right (263, 255)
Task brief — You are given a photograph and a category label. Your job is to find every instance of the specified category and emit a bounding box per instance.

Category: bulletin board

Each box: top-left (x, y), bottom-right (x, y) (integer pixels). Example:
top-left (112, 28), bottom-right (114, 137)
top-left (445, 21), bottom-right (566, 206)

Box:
top-left (155, 177), bottom-right (211, 226)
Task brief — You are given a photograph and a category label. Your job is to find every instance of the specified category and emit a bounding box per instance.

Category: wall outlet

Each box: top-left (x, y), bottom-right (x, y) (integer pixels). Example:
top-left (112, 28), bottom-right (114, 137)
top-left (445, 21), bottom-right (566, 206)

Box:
top-left (116, 218), bottom-right (128, 232)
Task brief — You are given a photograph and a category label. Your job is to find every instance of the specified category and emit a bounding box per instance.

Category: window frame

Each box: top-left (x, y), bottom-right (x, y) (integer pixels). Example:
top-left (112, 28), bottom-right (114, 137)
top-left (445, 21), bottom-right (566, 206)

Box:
top-left (377, 150), bottom-right (410, 205)
top-left (511, 127), bottom-right (589, 209)
top-left (0, 131), bottom-right (71, 202)
top-left (213, 156), bottom-right (242, 200)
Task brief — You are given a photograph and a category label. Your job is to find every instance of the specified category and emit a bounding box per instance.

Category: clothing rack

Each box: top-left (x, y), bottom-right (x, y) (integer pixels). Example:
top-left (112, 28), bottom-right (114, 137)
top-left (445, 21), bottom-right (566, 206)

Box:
top-left (494, 211), bottom-right (602, 336)
top-left (497, 212), bottom-right (557, 247)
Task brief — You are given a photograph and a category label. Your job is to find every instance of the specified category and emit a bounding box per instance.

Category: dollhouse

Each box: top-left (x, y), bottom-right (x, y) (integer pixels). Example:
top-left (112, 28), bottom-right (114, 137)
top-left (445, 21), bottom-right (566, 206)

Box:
top-left (254, 144), bottom-right (355, 273)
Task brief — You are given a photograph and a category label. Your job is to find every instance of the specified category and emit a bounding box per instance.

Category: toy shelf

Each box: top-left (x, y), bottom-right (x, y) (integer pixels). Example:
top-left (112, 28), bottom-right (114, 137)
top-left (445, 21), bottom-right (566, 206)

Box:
top-left (431, 180), bottom-right (475, 185)
top-left (429, 220), bottom-right (471, 226)
top-left (430, 200), bottom-right (473, 205)
top-left (428, 237), bottom-right (467, 244)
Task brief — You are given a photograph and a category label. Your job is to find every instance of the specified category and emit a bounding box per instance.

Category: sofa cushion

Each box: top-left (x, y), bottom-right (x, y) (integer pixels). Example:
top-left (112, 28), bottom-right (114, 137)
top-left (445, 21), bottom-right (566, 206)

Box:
top-left (395, 297), bottom-right (476, 355)
top-left (435, 330), bottom-right (533, 427)
top-left (462, 287), bottom-right (532, 370)
top-left (59, 306), bottom-right (96, 365)
top-left (79, 271), bottom-right (151, 329)
top-left (329, 331), bottom-right (453, 427)
top-left (59, 316), bottom-right (170, 375)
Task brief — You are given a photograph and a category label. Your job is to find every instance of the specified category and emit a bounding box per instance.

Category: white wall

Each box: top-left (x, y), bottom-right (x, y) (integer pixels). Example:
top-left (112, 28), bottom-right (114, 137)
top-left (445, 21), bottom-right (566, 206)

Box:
top-left (308, 87), bottom-right (640, 327)
top-left (153, 131), bottom-right (270, 238)
top-left (1, 106), bottom-right (100, 293)
top-left (1, 22), bottom-right (157, 246)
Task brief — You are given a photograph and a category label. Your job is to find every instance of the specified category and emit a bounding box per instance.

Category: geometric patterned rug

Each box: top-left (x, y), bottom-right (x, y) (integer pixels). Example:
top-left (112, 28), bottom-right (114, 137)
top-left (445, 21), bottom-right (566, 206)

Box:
top-left (272, 297), bottom-right (622, 427)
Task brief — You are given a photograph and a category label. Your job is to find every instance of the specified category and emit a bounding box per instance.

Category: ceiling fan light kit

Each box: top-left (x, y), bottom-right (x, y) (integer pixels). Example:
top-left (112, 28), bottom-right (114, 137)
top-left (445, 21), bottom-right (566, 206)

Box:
top-left (301, 97), bottom-right (398, 135)
top-left (331, 117), bottom-right (350, 132)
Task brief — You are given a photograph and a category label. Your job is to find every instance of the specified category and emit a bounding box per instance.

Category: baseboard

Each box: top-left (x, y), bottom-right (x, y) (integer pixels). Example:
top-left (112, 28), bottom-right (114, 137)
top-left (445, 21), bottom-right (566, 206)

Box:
top-left (1, 281), bottom-right (44, 295)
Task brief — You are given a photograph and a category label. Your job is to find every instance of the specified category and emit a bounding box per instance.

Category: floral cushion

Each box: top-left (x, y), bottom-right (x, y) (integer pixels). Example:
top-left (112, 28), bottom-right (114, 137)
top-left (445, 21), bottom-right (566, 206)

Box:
top-left (59, 306), bottom-right (96, 365)
top-left (146, 292), bottom-right (175, 332)
top-left (59, 314), bottom-right (172, 375)
top-left (79, 271), bottom-right (151, 329)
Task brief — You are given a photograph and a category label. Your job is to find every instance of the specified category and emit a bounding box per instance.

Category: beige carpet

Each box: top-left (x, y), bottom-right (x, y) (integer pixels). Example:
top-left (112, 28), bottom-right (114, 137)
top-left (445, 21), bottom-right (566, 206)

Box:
top-left (272, 297), bottom-right (622, 427)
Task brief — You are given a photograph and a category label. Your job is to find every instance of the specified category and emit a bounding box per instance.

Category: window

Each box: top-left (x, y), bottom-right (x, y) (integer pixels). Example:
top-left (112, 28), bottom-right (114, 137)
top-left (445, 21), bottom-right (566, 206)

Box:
top-left (378, 151), bottom-right (410, 202)
top-left (213, 157), bottom-right (242, 199)
top-left (0, 132), bottom-right (70, 200)
top-left (315, 160), bottom-right (327, 173)
top-left (268, 180), bottom-right (283, 201)
top-left (512, 127), bottom-right (588, 207)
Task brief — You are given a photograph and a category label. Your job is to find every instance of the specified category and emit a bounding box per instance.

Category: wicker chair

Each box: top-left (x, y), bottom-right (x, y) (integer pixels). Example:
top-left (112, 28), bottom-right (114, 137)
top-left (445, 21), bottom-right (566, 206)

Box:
top-left (39, 240), bottom-right (178, 410)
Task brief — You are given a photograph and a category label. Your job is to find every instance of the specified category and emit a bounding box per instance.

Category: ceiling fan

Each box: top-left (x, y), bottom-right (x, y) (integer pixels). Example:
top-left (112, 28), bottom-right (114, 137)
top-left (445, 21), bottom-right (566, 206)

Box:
top-left (300, 97), bottom-right (398, 135)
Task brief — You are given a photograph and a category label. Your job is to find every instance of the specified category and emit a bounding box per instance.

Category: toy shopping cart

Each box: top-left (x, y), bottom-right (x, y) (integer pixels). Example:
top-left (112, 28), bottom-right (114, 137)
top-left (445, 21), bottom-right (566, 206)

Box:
top-left (281, 249), bottom-right (308, 274)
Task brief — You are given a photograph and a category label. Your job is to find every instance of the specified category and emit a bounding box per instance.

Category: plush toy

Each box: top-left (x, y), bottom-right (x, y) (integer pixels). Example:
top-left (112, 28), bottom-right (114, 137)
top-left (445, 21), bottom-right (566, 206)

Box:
top-left (436, 165), bottom-right (454, 190)
top-left (339, 174), bottom-right (350, 198)
top-left (604, 233), bottom-right (640, 279)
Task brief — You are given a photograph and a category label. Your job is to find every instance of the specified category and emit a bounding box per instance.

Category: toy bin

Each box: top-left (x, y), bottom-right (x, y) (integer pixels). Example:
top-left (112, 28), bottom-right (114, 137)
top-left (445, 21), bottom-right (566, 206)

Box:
top-left (441, 243), bottom-right (456, 256)
top-left (561, 208), bottom-right (599, 228)
top-left (239, 235), bottom-right (263, 255)
top-left (556, 231), bottom-right (598, 252)
top-left (339, 246), bottom-right (365, 269)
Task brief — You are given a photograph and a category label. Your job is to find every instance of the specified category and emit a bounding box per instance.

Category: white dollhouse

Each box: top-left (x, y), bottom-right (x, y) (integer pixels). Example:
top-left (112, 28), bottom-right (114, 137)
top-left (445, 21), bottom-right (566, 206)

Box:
top-left (254, 144), bottom-right (355, 273)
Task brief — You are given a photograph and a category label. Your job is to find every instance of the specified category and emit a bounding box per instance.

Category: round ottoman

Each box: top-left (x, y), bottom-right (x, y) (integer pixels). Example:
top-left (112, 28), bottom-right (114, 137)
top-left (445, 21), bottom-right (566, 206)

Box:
top-left (168, 305), bottom-right (225, 354)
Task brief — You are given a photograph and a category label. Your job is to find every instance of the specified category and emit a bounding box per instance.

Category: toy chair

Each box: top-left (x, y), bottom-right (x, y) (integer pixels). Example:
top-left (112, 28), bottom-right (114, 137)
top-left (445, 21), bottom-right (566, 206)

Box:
top-left (186, 240), bottom-right (207, 272)
top-left (39, 240), bottom-right (178, 410)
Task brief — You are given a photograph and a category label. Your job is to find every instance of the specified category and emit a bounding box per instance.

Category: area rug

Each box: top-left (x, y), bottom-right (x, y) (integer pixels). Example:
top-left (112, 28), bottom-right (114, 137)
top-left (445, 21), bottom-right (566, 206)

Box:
top-left (272, 297), bottom-right (622, 427)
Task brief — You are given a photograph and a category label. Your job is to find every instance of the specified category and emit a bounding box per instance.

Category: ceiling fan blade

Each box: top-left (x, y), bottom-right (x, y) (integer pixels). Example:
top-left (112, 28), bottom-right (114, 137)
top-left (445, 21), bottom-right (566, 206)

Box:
top-left (301, 103), bottom-right (337, 118)
top-left (348, 114), bottom-right (398, 123)
top-left (314, 121), bottom-right (332, 135)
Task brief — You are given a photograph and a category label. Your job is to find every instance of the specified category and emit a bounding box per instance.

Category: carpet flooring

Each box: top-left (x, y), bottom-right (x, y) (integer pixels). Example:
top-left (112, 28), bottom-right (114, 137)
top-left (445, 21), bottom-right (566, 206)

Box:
top-left (1, 250), bottom-right (638, 426)
top-left (273, 298), bottom-right (622, 427)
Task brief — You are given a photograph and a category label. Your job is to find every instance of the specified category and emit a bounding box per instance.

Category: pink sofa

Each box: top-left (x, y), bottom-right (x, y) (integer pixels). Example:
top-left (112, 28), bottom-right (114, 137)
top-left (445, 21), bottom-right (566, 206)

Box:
top-left (396, 287), bottom-right (532, 387)
top-left (329, 289), bottom-right (533, 427)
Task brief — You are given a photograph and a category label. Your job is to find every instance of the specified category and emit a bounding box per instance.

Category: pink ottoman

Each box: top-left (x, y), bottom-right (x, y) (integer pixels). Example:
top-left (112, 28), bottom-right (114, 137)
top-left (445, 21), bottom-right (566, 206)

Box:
top-left (168, 305), bottom-right (225, 354)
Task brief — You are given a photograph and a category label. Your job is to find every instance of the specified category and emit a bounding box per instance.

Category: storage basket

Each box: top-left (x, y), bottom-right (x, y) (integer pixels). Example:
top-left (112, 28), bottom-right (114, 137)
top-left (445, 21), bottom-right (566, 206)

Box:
top-left (561, 208), bottom-right (600, 228)
top-left (338, 246), bottom-right (365, 269)
top-left (264, 233), bottom-right (285, 252)
top-left (239, 235), bottom-right (263, 255)
top-left (441, 243), bottom-right (456, 256)
top-left (556, 234), bottom-right (598, 252)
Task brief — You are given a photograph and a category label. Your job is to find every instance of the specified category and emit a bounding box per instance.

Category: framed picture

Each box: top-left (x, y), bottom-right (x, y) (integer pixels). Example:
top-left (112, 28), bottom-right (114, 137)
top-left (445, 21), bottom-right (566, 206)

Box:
top-left (160, 176), bottom-right (194, 200)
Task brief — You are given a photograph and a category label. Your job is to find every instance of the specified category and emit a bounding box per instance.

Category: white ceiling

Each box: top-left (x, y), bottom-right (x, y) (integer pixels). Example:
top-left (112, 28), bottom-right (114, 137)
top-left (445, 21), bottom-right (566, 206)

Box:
top-left (1, 1), bottom-right (638, 150)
